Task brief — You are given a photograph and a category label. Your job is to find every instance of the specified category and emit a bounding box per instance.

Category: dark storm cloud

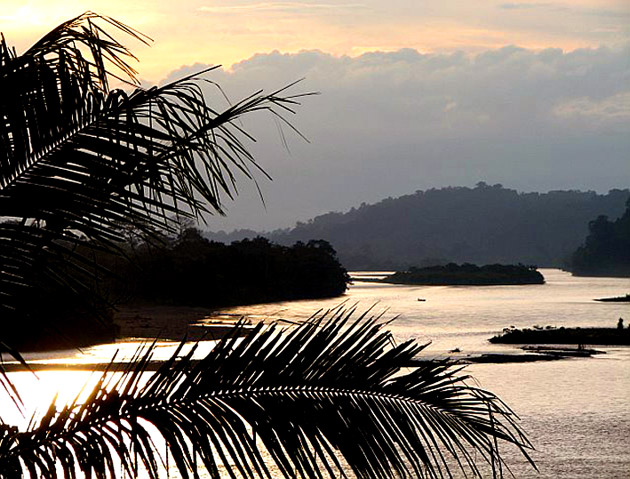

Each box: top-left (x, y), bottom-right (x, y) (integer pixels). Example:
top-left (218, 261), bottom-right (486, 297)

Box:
top-left (161, 44), bottom-right (630, 231)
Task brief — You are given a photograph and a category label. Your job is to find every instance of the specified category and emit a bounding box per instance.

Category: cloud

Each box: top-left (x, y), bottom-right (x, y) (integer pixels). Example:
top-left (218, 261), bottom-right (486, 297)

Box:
top-left (198, 2), bottom-right (367, 14)
top-left (554, 92), bottom-right (630, 122)
top-left (161, 44), bottom-right (630, 231)
top-left (499, 3), bottom-right (553, 10)
top-left (499, 2), bottom-right (630, 19)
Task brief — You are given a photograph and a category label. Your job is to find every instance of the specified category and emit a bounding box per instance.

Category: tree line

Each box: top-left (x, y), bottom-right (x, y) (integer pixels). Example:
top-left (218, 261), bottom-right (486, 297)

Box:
top-left (3, 225), bottom-right (350, 350)
top-left (115, 228), bottom-right (350, 306)
top-left (208, 183), bottom-right (630, 270)
top-left (571, 198), bottom-right (630, 277)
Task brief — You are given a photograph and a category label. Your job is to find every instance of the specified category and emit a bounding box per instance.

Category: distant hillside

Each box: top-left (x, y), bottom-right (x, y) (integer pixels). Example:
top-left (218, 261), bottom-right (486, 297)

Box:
top-left (207, 184), bottom-right (630, 270)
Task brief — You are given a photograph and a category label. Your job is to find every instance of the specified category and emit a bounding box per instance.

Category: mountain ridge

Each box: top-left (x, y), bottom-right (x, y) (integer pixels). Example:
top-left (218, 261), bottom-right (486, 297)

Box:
top-left (206, 183), bottom-right (630, 270)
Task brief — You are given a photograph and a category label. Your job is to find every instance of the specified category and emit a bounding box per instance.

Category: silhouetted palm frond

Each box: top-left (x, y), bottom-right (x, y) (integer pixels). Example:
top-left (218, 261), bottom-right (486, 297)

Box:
top-left (0, 12), bottom-right (307, 348)
top-left (0, 309), bottom-right (534, 479)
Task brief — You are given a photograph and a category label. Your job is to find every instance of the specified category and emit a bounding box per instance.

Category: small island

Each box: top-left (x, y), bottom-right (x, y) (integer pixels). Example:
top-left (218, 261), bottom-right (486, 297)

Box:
top-left (381, 263), bottom-right (545, 286)
top-left (595, 294), bottom-right (630, 303)
top-left (490, 325), bottom-right (630, 345)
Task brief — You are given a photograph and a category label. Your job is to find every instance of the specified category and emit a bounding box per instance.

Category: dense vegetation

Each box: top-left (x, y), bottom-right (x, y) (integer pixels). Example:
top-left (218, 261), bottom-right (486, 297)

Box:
top-left (4, 226), bottom-right (350, 350)
top-left (208, 183), bottom-right (629, 270)
top-left (570, 198), bottom-right (630, 277)
top-left (382, 263), bottom-right (545, 286)
top-left (116, 228), bottom-right (350, 306)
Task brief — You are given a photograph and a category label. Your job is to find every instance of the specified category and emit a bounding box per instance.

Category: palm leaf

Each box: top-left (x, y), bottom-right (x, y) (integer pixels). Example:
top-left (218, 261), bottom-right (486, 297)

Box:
top-left (0, 13), bottom-right (308, 349)
top-left (0, 309), bottom-right (535, 479)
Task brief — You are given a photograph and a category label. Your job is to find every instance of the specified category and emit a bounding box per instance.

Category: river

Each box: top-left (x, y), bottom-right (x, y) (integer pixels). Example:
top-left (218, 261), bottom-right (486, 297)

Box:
top-left (2, 269), bottom-right (629, 478)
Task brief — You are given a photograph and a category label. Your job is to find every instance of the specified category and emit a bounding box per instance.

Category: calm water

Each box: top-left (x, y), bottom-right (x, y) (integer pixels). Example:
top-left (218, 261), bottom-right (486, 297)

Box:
top-left (210, 269), bottom-right (630, 478)
top-left (3, 269), bottom-right (629, 478)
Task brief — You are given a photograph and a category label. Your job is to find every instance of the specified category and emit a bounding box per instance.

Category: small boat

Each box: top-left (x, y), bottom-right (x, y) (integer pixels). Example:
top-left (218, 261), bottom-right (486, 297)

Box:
top-left (417, 298), bottom-right (426, 302)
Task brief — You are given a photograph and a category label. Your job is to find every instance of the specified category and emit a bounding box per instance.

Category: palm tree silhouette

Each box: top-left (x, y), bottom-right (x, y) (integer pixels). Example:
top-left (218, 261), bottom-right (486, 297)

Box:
top-left (0, 13), bottom-right (534, 478)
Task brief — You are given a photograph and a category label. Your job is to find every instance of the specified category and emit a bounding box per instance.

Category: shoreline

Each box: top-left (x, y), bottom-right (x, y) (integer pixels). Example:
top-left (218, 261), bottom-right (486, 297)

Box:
top-left (3, 304), bottom-right (253, 354)
top-left (112, 303), bottom-right (249, 342)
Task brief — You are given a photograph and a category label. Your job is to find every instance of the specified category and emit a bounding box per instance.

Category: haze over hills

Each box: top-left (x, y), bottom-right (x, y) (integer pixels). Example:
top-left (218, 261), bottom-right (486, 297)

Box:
top-left (170, 44), bottom-right (630, 233)
top-left (206, 184), bottom-right (630, 270)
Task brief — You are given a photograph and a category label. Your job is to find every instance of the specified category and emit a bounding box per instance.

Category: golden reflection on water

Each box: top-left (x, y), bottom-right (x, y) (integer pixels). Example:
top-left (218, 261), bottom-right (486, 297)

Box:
top-left (1, 340), bottom-right (219, 428)
top-left (3, 370), bottom-right (97, 428)
top-left (1, 269), bottom-right (629, 478)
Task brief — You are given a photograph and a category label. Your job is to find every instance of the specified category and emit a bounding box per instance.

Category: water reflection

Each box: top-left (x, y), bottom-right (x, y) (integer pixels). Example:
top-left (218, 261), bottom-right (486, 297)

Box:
top-left (2, 269), bottom-right (629, 478)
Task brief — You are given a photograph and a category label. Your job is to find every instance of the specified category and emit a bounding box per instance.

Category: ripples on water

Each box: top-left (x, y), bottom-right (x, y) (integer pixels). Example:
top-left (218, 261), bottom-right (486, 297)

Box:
top-left (3, 269), bottom-right (629, 478)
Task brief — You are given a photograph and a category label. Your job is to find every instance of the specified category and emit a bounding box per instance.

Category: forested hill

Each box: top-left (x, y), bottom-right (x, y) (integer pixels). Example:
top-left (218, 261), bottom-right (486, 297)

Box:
top-left (571, 198), bottom-right (630, 277)
top-left (207, 184), bottom-right (630, 270)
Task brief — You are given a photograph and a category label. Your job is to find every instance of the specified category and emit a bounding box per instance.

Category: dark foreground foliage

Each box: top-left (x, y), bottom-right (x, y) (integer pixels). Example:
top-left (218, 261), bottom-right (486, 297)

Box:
top-left (383, 263), bottom-right (545, 286)
top-left (0, 310), bottom-right (535, 479)
top-left (571, 198), bottom-right (630, 277)
top-left (0, 12), bottom-right (307, 353)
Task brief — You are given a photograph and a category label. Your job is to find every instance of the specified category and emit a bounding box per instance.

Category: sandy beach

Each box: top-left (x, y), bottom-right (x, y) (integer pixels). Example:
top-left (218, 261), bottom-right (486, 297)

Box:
top-left (113, 303), bottom-right (251, 342)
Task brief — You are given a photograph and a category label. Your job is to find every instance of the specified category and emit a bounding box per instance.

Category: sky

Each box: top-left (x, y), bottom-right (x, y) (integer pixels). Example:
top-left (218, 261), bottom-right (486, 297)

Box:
top-left (2, 1), bottom-right (629, 230)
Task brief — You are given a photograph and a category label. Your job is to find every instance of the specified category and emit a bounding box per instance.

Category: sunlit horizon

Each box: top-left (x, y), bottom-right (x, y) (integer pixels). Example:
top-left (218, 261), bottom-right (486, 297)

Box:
top-left (2, 0), bottom-right (628, 83)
